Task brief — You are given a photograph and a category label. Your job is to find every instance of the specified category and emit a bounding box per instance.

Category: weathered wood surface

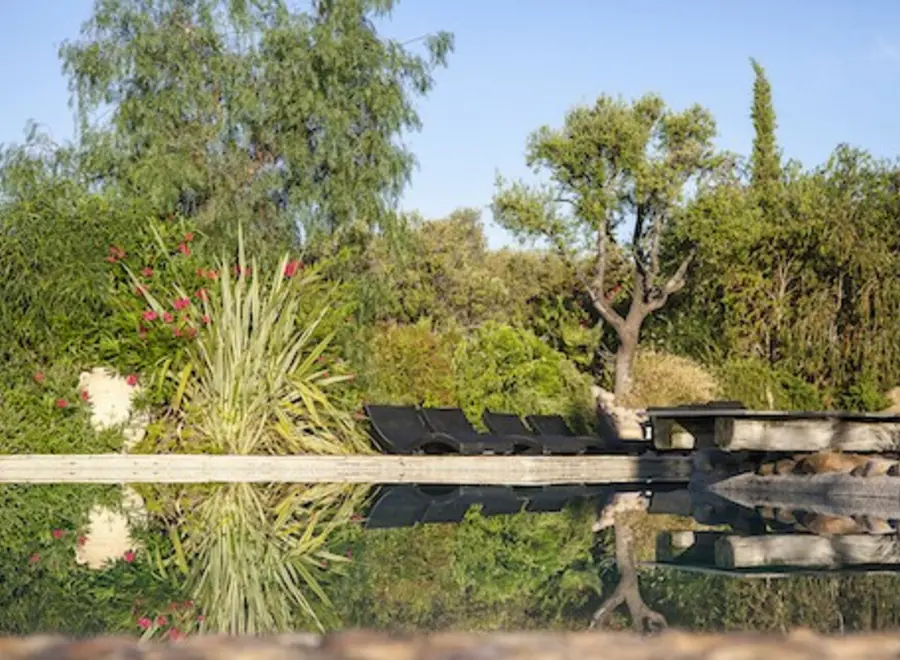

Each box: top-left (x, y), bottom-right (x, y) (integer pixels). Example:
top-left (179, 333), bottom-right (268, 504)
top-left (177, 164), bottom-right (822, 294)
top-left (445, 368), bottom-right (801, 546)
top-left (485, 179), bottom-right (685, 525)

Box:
top-left (0, 454), bottom-right (692, 485)
top-left (6, 630), bottom-right (900, 659)
top-left (715, 417), bottom-right (900, 452)
top-left (715, 534), bottom-right (900, 570)
top-left (709, 472), bottom-right (900, 520)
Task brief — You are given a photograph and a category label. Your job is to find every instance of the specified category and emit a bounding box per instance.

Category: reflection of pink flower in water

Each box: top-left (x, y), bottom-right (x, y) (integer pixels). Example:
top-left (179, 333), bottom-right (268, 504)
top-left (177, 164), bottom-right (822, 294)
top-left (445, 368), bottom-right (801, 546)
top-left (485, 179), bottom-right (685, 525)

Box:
top-left (126, 374), bottom-right (138, 387)
top-left (77, 535), bottom-right (87, 547)
top-left (137, 617), bottom-right (152, 630)
top-left (52, 529), bottom-right (64, 540)
top-left (123, 550), bottom-right (135, 563)
top-left (156, 615), bottom-right (167, 626)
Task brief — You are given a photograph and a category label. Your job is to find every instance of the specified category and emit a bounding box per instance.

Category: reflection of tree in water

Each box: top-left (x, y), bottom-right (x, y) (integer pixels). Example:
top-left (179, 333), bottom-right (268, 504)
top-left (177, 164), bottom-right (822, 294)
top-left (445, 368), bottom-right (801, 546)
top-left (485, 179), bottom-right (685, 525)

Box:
top-left (591, 516), bottom-right (667, 633)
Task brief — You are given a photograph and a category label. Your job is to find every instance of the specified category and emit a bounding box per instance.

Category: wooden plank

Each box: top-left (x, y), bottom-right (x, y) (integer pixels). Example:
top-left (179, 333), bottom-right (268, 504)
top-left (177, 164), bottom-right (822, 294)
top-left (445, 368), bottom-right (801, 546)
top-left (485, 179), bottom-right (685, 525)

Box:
top-left (715, 534), bottom-right (900, 570)
top-left (0, 454), bottom-right (693, 485)
top-left (714, 417), bottom-right (900, 452)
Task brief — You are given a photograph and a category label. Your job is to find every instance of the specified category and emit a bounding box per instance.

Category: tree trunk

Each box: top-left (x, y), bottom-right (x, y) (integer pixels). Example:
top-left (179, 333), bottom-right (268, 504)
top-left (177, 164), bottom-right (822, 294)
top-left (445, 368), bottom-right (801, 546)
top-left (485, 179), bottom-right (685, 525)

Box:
top-left (613, 331), bottom-right (639, 401)
top-left (590, 517), bottom-right (667, 633)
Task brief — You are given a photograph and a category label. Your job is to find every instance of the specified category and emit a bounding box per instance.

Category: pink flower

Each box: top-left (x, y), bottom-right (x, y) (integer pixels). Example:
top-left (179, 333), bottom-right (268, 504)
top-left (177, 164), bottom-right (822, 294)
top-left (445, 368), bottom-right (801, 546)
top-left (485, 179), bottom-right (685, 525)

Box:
top-left (162, 312), bottom-right (174, 324)
top-left (184, 231), bottom-right (195, 242)
top-left (77, 535), bottom-right (87, 547)
top-left (201, 315), bottom-right (211, 325)
top-left (206, 269), bottom-right (218, 280)
top-left (156, 615), bottom-right (168, 626)
top-left (196, 614), bottom-right (205, 622)
top-left (56, 398), bottom-right (68, 409)
top-left (126, 374), bottom-right (138, 387)
top-left (177, 242), bottom-right (191, 256)
top-left (184, 327), bottom-right (197, 339)
top-left (52, 529), bottom-right (64, 540)
top-left (142, 310), bottom-right (158, 322)
top-left (196, 268), bottom-right (207, 278)
top-left (173, 327), bottom-right (182, 338)
top-left (173, 297), bottom-right (190, 311)
top-left (137, 617), bottom-right (152, 630)
top-left (29, 553), bottom-right (40, 564)
top-left (195, 288), bottom-right (208, 301)
top-left (284, 259), bottom-right (303, 278)
top-left (141, 267), bottom-right (154, 277)
top-left (80, 389), bottom-right (90, 402)
top-left (34, 372), bottom-right (45, 384)
top-left (167, 629), bottom-right (184, 641)
top-left (123, 550), bottom-right (135, 563)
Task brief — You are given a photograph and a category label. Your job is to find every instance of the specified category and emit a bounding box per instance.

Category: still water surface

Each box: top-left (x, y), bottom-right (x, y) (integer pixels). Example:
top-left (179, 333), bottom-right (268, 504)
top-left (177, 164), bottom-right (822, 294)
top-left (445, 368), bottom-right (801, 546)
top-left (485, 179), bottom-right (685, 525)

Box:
top-left (2, 480), bottom-right (899, 638)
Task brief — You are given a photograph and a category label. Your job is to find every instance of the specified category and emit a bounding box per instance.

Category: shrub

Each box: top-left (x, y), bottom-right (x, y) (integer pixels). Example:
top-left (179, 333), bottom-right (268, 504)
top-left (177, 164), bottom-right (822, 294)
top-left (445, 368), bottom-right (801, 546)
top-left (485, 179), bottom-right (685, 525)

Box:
top-left (361, 319), bottom-right (462, 408)
top-left (132, 228), bottom-right (369, 455)
top-left (452, 322), bottom-right (595, 430)
top-left (716, 358), bottom-right (824, 411)
top-left (623, 349), bottom-right (721, 409)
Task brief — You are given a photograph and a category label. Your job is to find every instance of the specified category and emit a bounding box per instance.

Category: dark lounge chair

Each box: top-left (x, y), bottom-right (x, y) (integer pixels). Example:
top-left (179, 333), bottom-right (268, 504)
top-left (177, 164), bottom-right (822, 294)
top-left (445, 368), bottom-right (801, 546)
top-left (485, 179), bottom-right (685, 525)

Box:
top-left (482, 411), bottom-right (587, 456)
top-left (481, 410), bottom-right (584, 455)
top-left (419, 407), bottom-right (516, 455)
top-left (364, 404), bottom-right (463, 454)
top-left (526, 414), bottom-right (640, 455)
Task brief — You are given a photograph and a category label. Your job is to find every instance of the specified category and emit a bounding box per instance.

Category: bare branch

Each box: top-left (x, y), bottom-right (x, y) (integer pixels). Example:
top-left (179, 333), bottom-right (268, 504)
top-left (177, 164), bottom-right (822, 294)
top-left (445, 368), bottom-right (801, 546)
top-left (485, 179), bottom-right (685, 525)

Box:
top-left (645, 248), bottom-right (695, 313)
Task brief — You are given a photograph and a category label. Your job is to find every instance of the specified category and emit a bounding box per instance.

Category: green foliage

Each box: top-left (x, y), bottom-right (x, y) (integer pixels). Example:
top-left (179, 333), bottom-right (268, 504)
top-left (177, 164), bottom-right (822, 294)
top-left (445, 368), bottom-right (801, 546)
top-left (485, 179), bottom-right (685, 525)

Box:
top-left (331, 505), bottom-right (602, 631)
top-left (162, 483), bottom-right (371, 635)
top-left (0, 363), bottom-right (123, 454)
top-left (749, 58), bottom-right (782, 208)
top-left (362, 320), bottom-right (462, 408)
top-left (134, 229), bottom-right (369, 455)
top-left (452, 322), bottom-right (595, 430)
top-left (716, 358), bottom-right (823, 411)
top-left (0, 485), bottom-right (185, 636)
top-left (60, 0), bottom-right (453, 247)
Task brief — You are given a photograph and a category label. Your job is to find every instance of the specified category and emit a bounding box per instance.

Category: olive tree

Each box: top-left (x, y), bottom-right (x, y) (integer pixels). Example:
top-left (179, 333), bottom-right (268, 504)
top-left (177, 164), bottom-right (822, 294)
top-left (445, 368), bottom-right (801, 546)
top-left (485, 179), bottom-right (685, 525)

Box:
top-left (493, 94), bottom-right (720, 398)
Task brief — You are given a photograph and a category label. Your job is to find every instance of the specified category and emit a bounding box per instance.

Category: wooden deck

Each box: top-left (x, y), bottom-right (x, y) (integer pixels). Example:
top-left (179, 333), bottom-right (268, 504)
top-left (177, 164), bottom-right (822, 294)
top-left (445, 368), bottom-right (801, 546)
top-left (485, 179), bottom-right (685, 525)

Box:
top-left (0, 454), bottom-right (693, 485)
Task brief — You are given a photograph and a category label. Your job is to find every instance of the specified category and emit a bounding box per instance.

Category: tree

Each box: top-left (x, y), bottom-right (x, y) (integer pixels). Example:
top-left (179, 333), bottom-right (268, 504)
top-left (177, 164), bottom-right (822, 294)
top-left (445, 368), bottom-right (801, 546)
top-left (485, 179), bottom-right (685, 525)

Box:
top-left (59, 0), bottom-right (453, 251)
top-left (749, 58), bottom-right (781, 211)
top-left (493, 94), bottom-right (720, 398)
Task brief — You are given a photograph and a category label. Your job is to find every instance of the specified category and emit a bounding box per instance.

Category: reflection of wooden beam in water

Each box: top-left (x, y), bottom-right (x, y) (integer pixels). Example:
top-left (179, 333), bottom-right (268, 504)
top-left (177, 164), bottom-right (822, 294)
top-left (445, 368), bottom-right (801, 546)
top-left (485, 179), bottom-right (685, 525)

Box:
top-left (0, 454), bottom-right (693, 485)
top-left (715, 534), bottom-right (900, 570)
top-left (650, 529), bottom-right (900, 578)
top-left (709, 472), bottom-right (900, 521)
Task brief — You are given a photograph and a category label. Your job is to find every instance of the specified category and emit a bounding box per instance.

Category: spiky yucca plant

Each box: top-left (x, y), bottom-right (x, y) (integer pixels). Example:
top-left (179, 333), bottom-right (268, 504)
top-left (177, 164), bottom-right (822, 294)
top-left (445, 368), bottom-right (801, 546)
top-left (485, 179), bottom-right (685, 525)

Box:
top-left (167, 482), bottom-right (371, 635)
top-left (135, 227), bottom-right (371, 455)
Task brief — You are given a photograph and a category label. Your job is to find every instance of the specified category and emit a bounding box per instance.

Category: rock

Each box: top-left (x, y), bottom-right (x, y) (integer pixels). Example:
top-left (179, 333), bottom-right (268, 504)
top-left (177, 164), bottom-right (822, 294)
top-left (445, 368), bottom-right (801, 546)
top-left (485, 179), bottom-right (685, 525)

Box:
top-left (796, 513), bottom-right (864, 536)
top-left (883, 387), bottom-right (900, 414)
top-left (78, 366), bottom-right (150, 451)
top-left (593, 492), bottom-right (649, 531)
top-left (794, 451), bottom-right (870, 475)
top-left (593, 387), bottom-right (646, 441)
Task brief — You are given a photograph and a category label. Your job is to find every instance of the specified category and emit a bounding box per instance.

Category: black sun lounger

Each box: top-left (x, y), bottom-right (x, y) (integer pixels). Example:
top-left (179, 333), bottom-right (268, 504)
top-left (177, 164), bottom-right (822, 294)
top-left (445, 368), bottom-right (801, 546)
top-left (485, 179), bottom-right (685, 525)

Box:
top-left (525, 414), bottom-right (640, 455)
top-left (419, 407), bottom-right (516, 455)
top-left (484, 412), bottom-right (587, 455)
top-left (364, 404), bottom-right (463, 454)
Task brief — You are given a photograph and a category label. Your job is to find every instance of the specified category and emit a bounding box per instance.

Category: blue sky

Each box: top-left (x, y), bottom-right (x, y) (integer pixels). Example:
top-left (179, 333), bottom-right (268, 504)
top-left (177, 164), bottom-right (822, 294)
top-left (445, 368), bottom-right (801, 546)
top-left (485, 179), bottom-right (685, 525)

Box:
top-left (2, 1), bottom-right (899, 247)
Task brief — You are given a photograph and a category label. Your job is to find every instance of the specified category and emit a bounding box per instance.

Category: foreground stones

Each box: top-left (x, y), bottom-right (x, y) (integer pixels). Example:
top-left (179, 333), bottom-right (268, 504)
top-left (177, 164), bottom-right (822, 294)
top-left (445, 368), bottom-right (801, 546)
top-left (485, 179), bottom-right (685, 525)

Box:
top-left (3, 630), bottom-right (900, 659)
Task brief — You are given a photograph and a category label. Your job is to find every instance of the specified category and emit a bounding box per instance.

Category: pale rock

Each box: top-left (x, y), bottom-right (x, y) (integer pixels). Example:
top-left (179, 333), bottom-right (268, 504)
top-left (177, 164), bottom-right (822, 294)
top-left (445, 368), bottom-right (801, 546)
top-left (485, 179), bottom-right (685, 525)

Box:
top-left (78, 366), bottom-right (149, 451)
top-left (884, 387), bottom-right (900, 414)
top-left (592, 491), bottom-right (650, 531)
top-left (592, 386), bottom-right (646, 441)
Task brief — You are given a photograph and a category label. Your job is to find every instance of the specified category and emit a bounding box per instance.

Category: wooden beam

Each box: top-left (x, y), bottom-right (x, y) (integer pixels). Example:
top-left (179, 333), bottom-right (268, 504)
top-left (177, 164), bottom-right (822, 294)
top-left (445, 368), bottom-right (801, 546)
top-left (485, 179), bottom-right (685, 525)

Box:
top-left (0, 454), bottom-right (693, 485)
top-left (714, 417), bottom-right (900, 452)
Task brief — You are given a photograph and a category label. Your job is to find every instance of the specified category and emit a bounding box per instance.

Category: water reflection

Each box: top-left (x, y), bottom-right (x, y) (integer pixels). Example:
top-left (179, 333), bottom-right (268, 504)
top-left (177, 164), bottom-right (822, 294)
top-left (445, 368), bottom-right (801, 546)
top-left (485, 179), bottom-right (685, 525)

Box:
top-left (4, 479), bottom-right (900, 637)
